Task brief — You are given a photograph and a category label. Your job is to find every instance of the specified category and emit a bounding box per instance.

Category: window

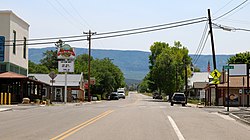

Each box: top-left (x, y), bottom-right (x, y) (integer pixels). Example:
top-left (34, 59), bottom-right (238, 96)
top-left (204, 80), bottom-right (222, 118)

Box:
top-left (13, 30), bottom-right (16, 54)
top-left (23, 37), bottom-right (26, 59)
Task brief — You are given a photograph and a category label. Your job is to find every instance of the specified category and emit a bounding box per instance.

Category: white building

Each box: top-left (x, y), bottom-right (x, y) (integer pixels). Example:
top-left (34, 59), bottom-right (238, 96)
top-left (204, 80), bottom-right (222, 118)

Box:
top-left (0, 10), bottom-right (29, 76)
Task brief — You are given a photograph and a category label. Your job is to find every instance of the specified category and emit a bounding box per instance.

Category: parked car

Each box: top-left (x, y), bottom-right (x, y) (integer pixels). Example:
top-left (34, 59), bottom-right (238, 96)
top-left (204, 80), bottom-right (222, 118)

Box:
top-left (109, 92), bottom-right (119, 100)
top-left (171, 92), bottom-right (186, 106)
top-left (117, 90), bottom-right (126, 99)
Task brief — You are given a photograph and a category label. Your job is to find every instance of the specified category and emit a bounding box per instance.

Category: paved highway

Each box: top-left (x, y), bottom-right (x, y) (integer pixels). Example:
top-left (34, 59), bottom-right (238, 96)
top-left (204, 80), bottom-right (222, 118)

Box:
top-left (0, 92), bottom-right (250, 140)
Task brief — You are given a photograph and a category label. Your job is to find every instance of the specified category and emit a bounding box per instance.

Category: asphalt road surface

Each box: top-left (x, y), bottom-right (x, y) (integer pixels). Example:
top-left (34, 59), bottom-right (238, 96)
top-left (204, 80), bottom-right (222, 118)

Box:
top-left (0, 92), bottom-right (250, 140)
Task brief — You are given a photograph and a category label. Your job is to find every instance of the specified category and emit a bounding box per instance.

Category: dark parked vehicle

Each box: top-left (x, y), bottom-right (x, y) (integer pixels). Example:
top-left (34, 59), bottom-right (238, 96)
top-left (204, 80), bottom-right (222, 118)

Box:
top-left (109, 92), bottom-right (119, 100)
top-left (171, 92), bottom-right (186, 106)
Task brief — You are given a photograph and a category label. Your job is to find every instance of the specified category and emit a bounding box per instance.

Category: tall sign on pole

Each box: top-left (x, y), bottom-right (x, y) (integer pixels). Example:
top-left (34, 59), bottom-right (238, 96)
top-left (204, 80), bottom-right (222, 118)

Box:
top-left (56, 40), bottom-right (75, 103)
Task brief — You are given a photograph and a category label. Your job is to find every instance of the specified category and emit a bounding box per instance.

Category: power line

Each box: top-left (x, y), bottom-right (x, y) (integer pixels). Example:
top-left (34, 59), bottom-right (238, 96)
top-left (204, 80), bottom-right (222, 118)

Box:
top-left (213, 0), bottom-right (235, 15)
top-left (66, 0), bottom-right (92, 29)
top-left (193, 32), bottom-right (210, 65)
top-left (214, 0), bottom-right (248, 21)
top-left (46, 0), bottom-right (80, 30)
top-left (192, 22), bottom-right (208, 63)
top-left (92, 19), bottom-right (207, 40)
top-left (5, 19), bottom-right (207, 47)
top-left (54, 0), bottom-right (86, 29)
top-left (97, 17), bottom-right (207, 35)
top-left (5, 16), bottom-right (207, 43)
top-left (5, 34), bottom-right (88, 42)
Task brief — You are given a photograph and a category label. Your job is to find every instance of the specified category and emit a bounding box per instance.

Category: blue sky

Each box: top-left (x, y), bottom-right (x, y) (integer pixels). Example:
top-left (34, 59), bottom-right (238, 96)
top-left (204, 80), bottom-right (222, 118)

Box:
top-left (1, 0), bottom-right (250, 54)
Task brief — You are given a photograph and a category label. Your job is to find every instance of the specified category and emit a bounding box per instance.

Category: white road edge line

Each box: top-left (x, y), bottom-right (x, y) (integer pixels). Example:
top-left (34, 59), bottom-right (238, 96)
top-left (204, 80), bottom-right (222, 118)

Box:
top-left (168, 116), bottom-right (185, 140)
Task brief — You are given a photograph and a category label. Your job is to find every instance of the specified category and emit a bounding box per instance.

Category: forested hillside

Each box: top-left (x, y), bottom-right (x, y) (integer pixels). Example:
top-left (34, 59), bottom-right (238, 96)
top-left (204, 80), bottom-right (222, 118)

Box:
top-left (29, 47), bottom-right (232, 80)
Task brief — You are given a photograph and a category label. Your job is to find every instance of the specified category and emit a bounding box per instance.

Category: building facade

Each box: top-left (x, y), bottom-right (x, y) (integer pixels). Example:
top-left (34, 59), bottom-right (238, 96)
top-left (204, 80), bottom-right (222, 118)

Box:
top-left (28, 73), bottom-right (85, 102)
top-left (0, 10), bottom-right (29, 76)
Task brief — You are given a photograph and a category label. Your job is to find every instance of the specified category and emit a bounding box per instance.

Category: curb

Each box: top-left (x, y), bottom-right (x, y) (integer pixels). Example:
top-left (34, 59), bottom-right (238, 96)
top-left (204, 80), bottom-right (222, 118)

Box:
top-left (0, 108), bottom-right (12, 112)
top-left (229, 113), bottom-right (250, 126)
top-left (218, 111), bottom-right (250, 126)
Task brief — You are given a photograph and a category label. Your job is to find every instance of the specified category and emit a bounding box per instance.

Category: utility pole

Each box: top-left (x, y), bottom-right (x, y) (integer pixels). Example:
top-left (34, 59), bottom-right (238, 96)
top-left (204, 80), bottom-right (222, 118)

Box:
top-left (83, 30), bottom-right (96, 102)
top-left (247, 64), bottom-right (249, 107)
top-left (208, 9), bottom-right (218, 105)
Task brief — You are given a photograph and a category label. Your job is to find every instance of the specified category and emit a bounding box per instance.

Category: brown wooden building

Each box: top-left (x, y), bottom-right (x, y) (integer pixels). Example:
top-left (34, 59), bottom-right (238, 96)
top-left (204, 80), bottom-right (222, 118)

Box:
top-left (0, 72), bottom-right (49, 104)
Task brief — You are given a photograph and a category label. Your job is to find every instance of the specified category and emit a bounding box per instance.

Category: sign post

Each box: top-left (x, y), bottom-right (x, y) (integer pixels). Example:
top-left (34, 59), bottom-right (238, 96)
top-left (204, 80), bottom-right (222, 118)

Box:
top-left (49, 71), bottom-right (57, 101)
top-left (223, 65), bottom-right (234, 112)
top-left (56, 40), bottom-right (75, 103)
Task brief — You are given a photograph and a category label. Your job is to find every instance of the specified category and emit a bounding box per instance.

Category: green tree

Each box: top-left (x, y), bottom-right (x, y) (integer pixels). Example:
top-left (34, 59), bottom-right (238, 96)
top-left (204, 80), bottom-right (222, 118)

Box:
top-left (228, 51), bottom-right (250, 64)
top-left (90, 58), bottom-right (125, 98)
top-left (40, 50), bottom-right (58, 71)
top-left (28, 60), bottom-right (49, 74)
top-left (147, 41), bottom-right (192, 95)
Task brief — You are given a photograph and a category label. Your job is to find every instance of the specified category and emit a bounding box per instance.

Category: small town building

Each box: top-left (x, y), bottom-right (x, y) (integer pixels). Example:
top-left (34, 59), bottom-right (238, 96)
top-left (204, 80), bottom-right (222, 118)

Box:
top-left (28, 73), bottom-right (85, 102)
top-left (0, 10), bottom-right (29, 75)
top-left (0, 10), bottom-right (48, 104)
top-left (188, 72), bottom-right (210, 98)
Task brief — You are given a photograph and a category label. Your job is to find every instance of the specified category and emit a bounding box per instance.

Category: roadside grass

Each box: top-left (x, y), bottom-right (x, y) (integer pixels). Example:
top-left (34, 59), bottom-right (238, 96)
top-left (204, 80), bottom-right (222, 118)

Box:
top-left (188, 98), bottom-right (204, 105)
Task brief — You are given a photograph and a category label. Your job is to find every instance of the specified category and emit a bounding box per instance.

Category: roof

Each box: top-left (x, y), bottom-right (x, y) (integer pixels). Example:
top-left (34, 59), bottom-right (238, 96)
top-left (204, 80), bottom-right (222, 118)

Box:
top-left (0, 72), bottom-right (27, 79)
top-left (193, 82), bottom-right (208, 89)
top-left (28, 74), bottom-right (83, 87)
top-left (189, 72), bottom-right (210, 86)
top-left (0, 10), bottom-right (30, 27)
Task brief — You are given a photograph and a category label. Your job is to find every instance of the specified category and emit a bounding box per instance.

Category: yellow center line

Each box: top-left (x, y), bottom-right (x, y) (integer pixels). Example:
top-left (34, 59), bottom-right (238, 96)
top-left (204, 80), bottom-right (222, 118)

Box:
top-left (50, 110), bottom-right (114, 140)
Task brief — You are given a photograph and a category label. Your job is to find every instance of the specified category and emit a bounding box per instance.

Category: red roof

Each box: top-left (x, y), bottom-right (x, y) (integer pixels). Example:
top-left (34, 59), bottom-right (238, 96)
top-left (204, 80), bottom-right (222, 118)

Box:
top-left (0, 72), bottom-right (27, 79)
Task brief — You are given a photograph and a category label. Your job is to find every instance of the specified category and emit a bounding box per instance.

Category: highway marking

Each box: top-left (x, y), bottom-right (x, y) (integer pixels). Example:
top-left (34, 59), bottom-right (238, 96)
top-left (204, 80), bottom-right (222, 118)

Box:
top-left (50, 110), bottom-right (114, 140)
top-left (168, 116), bottom-right (185, 140)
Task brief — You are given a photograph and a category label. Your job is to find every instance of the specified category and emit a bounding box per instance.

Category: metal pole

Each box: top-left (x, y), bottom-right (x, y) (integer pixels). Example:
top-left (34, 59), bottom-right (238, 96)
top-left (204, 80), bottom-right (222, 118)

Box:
top-left (227, 68), bottom-right (230, 112)
top-left (247, 64), bottom-right (249, 107)
top-left (243, 77), bottom-right (245, 108)
top-left (65, 62), bottom-right (68, 103)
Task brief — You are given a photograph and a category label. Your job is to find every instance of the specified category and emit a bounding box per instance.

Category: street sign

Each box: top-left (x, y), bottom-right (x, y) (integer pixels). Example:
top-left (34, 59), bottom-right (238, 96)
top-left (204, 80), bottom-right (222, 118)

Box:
top-left (211, 78), bottom-right (220, 84)
top-left (58, 60), bottom-right (74, 72)
top-left (210, 69), bottom-right (221, 79)
top-left (49, 71), bottom-right (57, 79)
top-left (223, 65), bottom-right (234, 69)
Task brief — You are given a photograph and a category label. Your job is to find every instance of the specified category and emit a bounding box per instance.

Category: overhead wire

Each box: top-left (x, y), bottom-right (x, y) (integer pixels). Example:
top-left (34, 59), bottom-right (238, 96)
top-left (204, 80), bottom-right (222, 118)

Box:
top-left (96, 17), bottom-right (207, 35)
top-left (92, 20), bottom-right (207, 40)
top-left (5, 18), bottom-right (207, 47)
top-left (193, 32), bottom-right (210, 65)
top-left (4, 16), bottom-right (207, 43)
top-left (46, 0), bottom-right (80, 31)
top-left (213, 0), bottom-right (235, 15)
top-left (192, 22), bottom-right (208, 64)
top-left (213, 0), bottom-right (248, 21)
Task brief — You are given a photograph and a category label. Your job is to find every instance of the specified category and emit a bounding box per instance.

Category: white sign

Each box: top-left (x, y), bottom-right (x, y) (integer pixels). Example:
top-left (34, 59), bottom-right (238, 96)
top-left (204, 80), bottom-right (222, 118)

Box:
top-left (58, 60), bottom-right (74, 72)
top-left (200, 90), bottom-right (205, 99)
top-left (229, 64), bottom-right (247, 76)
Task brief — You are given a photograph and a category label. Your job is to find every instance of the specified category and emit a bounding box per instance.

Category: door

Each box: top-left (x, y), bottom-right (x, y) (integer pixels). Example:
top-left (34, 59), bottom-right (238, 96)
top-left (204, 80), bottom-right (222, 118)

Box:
top-left (55, 88), bottom-right (62, 102)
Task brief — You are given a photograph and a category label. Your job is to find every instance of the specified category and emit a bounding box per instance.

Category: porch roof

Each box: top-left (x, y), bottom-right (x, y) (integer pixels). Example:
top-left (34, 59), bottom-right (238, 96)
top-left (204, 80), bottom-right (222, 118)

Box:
top-left (28, 74), bottom-right (83, 87)
top-left (0, 72), bottom-right (27, 79)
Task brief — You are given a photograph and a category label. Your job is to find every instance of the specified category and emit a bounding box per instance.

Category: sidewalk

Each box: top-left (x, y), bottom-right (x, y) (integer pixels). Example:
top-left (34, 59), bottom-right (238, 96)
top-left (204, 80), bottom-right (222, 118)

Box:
top-left (0, 101), bottom-right (103, 112)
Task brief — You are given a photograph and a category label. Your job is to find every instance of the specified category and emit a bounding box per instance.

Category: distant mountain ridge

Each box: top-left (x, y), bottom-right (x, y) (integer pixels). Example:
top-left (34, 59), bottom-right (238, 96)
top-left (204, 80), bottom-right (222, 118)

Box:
top-left (29, 47), bottom-right (233, 81)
